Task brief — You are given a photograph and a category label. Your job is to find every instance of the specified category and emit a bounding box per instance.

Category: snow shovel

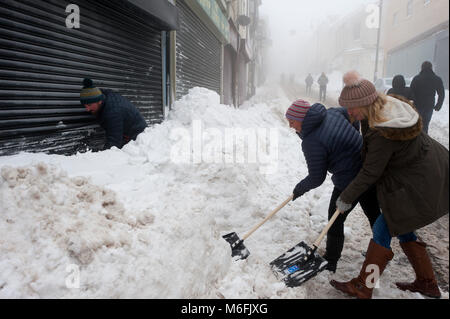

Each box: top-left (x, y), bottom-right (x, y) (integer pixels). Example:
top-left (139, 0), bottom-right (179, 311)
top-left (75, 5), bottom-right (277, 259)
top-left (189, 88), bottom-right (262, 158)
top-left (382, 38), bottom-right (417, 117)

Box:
top-left (223, 195), bottom-right (294, 260)
top-left (270, 209), bottom-right (342, 287)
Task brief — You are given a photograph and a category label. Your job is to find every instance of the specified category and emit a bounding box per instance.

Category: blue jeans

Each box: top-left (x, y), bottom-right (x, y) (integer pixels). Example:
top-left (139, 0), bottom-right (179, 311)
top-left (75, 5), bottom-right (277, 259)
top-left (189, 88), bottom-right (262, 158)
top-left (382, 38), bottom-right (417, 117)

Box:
top-left (418, 108), bottom-right (433, 133)
top-left (372, 214), bottom-right (417, 249)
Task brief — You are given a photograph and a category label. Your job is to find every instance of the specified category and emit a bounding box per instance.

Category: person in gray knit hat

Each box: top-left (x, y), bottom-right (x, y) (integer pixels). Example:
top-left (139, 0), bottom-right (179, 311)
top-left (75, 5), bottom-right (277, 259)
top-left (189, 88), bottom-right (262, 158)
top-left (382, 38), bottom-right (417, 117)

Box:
top-left (80, 79), bottom-right (148, 150)
top-left (330, 71), bottom-right (448, 299)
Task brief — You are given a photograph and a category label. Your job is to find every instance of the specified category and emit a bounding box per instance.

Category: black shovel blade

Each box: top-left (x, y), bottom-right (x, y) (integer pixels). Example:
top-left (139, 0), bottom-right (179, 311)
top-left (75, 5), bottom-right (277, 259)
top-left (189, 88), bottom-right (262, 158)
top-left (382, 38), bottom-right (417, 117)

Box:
top-left (222, 232), bottom-right (250, 260)
top-left (270, 241), bottom-right (328, 287)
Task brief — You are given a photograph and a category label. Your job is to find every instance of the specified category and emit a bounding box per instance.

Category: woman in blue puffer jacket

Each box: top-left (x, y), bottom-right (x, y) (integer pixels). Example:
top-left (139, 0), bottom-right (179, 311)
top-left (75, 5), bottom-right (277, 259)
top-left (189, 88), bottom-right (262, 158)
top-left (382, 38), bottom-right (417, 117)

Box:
top-left (286, 99), bottom-right (380, 272)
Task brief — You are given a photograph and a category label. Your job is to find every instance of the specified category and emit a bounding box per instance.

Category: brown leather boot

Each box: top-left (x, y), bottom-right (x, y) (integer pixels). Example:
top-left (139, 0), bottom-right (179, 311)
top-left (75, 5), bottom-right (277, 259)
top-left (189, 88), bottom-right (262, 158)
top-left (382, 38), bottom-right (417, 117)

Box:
top-left (330, 239), bottom-right (394, 299)
top-left (395, 241), bottom-right (441, 298)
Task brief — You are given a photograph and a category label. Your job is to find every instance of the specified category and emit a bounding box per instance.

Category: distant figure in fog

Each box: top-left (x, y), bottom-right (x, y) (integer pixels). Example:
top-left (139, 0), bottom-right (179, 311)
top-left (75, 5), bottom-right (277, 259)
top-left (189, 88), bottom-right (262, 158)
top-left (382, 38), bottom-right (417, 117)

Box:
top-left (387, 75), bottom-right (415, 102)
top-left (305, 73), bottom-right (313, 96)
top-left (318, 72), bottom-right (329, 102)
top-left (289, 73), bottom-right (295, 83)
top-left (410, 61), bottom-right (445, 133)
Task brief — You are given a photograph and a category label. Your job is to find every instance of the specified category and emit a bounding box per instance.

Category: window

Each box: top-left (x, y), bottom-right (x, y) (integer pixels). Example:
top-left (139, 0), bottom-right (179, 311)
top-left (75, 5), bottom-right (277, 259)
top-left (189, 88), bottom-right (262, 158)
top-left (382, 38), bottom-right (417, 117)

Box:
top-left (424, 0), bottom-right (431, 5)
top-left (407, 0), bottom-right (414, 17)
top-left (393, 12), bottom-right (399, 26)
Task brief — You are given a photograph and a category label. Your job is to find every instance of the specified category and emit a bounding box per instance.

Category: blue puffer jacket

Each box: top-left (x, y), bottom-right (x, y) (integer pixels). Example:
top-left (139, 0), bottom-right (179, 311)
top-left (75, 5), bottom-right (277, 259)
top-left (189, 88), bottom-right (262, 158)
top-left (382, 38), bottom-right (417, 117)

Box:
top-left (97, 89), bottom-right (148, 149)
top-left (295, 103), bottom-right (362, 197)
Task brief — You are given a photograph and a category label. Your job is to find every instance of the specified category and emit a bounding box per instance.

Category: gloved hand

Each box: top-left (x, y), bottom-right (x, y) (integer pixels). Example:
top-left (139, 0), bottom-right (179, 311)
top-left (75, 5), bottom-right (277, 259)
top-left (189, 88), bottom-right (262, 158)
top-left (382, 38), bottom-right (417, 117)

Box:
top-left (336, 197), bottom-right (352, 213)
top-left (292, 183), bottom-right (303, 201)
top-left (434, 105), bottom-right (442, 111)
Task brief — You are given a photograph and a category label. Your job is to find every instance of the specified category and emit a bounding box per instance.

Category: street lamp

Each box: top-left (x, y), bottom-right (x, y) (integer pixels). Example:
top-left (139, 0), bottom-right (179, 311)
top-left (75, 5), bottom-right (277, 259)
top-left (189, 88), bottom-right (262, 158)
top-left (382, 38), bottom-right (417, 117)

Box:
top-left (374, 0), bottom-right (383, 82)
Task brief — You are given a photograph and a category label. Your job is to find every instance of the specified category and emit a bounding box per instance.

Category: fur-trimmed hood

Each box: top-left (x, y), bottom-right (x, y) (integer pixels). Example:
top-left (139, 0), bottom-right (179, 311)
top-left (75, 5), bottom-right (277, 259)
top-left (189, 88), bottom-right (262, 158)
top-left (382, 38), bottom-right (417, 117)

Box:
top-left (375, 119), bottom-right (422, 141)
top-left (374, 95), bottom-right (422, 141)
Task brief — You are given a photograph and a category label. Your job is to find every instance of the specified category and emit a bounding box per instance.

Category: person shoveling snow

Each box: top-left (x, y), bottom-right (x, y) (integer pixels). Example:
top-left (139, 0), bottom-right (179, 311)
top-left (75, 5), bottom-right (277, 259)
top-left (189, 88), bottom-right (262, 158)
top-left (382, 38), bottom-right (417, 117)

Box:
top-left (330, 71), bottom-right (448, 299)
top-left (285, 99), bottom-right (380, 273)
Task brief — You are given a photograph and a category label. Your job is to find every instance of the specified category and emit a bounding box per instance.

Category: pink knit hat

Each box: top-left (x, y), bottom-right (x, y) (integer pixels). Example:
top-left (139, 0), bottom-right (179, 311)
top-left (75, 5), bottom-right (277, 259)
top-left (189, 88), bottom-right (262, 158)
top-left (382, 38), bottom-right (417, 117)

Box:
top-left (339, 71), bottom-right (378, 108)
top-left (286, 99), bottom-right (311, 122)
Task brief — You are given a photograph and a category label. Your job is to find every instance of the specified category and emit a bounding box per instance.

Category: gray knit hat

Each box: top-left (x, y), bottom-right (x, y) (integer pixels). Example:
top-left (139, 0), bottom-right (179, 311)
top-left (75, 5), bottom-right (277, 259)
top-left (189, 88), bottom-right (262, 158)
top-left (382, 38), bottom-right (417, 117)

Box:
top-left (339, 71), bottom-right (378, 108)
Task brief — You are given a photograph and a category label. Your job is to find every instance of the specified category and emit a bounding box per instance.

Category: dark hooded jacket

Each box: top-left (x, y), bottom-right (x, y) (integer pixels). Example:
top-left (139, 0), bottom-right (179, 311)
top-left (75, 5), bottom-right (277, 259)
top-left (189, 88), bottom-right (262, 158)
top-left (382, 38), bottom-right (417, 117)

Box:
top-left (294, 103), bottom-right (363, 197)
top-left (97, 89), bottom-right (148, 150)
top-left (410, 68), bottom-right (445, 112)
top-left (387, 75), bottom-right (414, 101)
top-left (340, 97), bottom-right (449, 236)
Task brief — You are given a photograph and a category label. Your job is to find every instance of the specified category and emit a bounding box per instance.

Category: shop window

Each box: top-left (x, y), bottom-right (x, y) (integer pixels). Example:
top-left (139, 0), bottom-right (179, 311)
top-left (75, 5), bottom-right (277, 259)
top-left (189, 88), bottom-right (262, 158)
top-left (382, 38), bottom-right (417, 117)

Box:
top-left (407, 0), bottom-right (414, 17)
top-left (393, 12), bottom-right (399, 26)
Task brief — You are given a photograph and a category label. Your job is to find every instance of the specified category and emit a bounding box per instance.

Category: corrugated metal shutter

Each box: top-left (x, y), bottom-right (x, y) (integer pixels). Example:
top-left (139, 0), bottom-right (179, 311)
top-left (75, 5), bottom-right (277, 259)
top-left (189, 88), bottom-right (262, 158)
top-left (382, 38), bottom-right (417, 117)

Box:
top-left (175, 0), bottom-right (221, 99)
top-left (0, 0), bottom-right (164, 156)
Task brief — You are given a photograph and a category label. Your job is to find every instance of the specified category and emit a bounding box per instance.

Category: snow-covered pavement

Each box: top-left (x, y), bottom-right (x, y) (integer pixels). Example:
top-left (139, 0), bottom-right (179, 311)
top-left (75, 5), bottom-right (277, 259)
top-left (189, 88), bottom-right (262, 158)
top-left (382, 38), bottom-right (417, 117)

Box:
top-left (0, 84), bottom-right (448, 299)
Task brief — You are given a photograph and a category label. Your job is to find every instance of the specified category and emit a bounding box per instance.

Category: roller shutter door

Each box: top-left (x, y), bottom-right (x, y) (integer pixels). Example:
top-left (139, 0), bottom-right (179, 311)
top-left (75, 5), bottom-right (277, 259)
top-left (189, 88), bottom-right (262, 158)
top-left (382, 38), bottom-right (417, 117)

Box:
top-left (176, 0), bottom-right (221, 99)
top-left (0, 0), bottom-right (164, 156)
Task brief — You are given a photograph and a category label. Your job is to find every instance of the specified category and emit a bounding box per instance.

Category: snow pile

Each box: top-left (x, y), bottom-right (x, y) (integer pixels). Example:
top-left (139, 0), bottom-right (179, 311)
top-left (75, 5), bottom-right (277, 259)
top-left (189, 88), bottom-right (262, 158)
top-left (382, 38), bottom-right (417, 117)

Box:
top-left (0, 162), bottom-right (228, 298)
top-left (0, 163), bottom-right (135, 296)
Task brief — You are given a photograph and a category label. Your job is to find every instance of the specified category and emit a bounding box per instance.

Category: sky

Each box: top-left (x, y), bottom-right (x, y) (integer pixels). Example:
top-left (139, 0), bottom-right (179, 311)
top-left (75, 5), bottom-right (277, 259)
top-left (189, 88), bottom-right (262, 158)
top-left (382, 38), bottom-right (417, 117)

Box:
top-left (259, 0), bottom-right (376, 78)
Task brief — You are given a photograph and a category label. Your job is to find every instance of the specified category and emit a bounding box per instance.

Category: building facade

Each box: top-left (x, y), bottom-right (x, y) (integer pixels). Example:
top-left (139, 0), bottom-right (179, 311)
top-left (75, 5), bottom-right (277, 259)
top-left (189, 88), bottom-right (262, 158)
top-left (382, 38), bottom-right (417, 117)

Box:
top-left (381, 0), bottom-right (449, 88)
top-left (307, 3), bottom-right (380, 81)
top-left (174, 0), bottom-right (262, 107)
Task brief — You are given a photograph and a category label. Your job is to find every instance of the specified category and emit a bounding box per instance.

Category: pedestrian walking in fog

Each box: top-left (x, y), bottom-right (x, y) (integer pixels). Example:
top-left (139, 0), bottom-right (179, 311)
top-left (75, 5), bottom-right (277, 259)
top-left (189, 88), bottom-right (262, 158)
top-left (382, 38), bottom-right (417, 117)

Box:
top-left (318, 72), bottom-right (329, 102)
top-left (387, 74), bottom-right (415, 102)
top-left (305, 73), bottom-right (313, 96)
top-left (410, 61), bottom-right (445, 133)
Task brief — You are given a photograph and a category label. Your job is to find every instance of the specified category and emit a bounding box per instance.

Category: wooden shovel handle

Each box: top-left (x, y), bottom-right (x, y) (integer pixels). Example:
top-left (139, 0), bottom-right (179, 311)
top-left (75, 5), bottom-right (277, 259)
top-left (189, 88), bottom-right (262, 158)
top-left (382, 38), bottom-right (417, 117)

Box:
top-left (242, 195), bottom-right (294, 241)
top-left (313, 209), bottom-right (342, 248)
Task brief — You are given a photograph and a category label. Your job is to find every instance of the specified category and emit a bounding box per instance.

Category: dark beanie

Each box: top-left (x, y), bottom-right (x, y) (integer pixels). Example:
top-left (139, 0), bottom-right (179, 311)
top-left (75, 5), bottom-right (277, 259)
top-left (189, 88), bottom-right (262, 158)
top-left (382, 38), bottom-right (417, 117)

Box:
top-left (80, 78), bottom-right (105, 105)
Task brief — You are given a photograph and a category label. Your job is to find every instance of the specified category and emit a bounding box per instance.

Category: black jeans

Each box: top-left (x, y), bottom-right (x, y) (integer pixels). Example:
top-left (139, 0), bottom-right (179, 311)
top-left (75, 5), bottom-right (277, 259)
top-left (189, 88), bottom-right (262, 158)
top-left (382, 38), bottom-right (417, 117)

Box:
top-left (417, 107), bottom-right (433, 133)
top-left (324, 185), bottom-right (380, 264)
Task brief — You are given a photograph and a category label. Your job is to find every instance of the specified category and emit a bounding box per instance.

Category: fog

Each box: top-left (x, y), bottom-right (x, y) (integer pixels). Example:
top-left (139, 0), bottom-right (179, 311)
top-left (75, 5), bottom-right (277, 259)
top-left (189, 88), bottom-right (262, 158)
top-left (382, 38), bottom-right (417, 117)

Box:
top-left (260, 0), bottom-right (376, 81)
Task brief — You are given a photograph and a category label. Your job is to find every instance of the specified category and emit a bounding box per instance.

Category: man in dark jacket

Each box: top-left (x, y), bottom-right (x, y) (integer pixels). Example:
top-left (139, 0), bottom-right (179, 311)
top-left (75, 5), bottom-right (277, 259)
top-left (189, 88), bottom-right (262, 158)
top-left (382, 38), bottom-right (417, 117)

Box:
top-left (286, 99), bottom-right (380, 272)
top-left (318, 72), bottom-right (329, 102)
top-left (80, 78), bottom-right (148, 150)
top-left (387, 75), bottom-right (415, 101)
top-left (410, 61), bottom-right (445, 133)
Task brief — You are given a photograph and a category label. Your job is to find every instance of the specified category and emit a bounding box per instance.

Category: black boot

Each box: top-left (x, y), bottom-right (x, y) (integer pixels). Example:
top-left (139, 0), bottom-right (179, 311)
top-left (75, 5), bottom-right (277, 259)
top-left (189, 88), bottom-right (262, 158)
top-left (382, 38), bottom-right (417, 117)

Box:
top-left (323, 234), bottom-right (345, 273)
